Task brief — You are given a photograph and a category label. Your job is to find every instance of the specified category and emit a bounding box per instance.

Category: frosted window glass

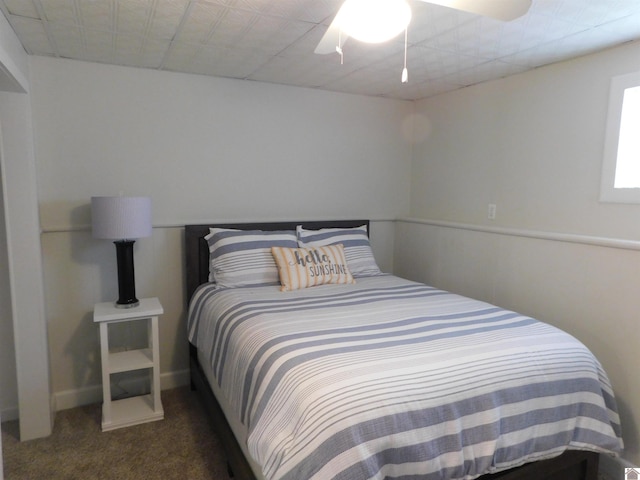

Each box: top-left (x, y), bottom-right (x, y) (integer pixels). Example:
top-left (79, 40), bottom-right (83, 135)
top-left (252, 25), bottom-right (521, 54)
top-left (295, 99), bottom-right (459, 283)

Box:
top-left (600, 71), bottom-right (640, 203)
top-left (614, 86), bottom-right (640, 188)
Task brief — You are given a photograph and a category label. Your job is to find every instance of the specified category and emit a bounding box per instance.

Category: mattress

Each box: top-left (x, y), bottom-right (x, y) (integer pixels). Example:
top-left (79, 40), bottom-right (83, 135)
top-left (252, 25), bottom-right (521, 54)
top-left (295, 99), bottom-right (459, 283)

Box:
top-left (188, 274), bottom-right (623, 480)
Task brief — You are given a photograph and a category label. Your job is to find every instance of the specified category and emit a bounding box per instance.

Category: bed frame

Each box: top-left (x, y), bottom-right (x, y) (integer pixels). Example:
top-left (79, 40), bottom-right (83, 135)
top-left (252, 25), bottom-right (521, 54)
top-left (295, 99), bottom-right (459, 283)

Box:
top-left (185, 220), bottom-right (599, 480)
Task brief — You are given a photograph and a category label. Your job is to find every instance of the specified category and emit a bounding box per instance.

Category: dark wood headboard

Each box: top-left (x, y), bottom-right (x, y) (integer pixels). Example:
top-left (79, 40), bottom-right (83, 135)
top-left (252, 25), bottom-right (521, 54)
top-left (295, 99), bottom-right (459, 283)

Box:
top-left (184, 220), bottom-right (370, 304)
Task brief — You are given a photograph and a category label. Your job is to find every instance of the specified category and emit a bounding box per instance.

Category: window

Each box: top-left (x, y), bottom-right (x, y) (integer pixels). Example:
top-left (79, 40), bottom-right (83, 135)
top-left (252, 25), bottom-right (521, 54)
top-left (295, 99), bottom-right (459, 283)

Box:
top-left (601, 71), bottom-right (640, 203)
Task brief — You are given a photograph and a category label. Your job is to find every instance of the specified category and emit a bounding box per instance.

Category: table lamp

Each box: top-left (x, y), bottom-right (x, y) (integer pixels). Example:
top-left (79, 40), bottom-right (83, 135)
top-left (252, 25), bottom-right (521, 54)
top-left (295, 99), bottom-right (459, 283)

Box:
top-left (91, 196), bottom-right (152, 308)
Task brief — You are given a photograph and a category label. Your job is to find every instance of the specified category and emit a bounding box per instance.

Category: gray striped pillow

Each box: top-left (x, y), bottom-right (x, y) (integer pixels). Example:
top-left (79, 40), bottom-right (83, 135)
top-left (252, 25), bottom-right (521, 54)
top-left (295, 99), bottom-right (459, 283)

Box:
top-left (296, 225), bottom-right (382, 277)
top-left (205, 228), bottom-right (297, 287)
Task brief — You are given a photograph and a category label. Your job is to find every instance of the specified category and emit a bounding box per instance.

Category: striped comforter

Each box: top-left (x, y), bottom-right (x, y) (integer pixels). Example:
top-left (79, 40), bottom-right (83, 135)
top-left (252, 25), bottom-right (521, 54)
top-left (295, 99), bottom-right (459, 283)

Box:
top-left (187, 275), bottom-right (623, 480)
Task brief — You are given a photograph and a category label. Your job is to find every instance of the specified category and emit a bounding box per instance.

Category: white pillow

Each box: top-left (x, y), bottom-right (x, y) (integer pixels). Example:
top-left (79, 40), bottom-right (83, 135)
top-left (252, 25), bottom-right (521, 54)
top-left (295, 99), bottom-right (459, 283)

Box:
top-left (296, 225), bottom-right (382, 277)
top-left (205, 228), bottom-right (297, 287)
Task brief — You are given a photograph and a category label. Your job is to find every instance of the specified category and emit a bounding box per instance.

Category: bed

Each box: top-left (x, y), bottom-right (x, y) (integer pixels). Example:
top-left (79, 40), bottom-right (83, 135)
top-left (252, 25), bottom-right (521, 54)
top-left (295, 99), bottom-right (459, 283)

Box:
top-left (185, 220), bottom-right (623, 480)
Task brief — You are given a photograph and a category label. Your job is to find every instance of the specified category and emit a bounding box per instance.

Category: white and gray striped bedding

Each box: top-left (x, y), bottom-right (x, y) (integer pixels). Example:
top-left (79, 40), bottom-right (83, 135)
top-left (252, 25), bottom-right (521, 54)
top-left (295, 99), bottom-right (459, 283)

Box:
top-left (187, 275), bottom-right (623, 480)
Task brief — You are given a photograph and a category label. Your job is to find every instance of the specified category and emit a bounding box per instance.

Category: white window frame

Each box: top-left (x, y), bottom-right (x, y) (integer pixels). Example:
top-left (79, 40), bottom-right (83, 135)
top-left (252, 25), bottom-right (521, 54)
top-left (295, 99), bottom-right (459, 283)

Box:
top-left (601, 70), bottom-right (640, 203)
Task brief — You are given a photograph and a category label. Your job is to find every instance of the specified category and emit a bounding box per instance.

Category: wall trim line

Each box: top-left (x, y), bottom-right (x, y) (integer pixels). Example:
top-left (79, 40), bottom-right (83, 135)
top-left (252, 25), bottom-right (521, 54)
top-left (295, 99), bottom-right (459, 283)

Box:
top-left (42, 217), bottom-right (640, 252)
top-left (398, 217), bottom-right (640, 252)
top-left (40, 217), bottom-right (398, 234)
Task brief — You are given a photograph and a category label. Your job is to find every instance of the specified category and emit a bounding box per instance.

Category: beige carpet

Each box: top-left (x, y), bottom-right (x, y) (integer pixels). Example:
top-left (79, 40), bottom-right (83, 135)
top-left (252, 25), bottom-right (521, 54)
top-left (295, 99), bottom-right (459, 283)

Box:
top-left (2, 387), bottom-right (231, 480)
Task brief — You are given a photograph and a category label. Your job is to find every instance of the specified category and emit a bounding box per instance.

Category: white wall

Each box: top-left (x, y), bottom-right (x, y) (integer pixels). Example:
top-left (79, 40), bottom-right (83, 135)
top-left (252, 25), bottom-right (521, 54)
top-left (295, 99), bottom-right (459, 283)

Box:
top-left (397, 39), bottom-right (640, 466)
top-left (28, 56), bottom-right (413, 409)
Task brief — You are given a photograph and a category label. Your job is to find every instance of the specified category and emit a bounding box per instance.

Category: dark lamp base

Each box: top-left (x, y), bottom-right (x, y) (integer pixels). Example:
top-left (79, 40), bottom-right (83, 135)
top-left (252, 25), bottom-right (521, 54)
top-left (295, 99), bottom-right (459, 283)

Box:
top-left (114, 240), bottom-right (139, 309)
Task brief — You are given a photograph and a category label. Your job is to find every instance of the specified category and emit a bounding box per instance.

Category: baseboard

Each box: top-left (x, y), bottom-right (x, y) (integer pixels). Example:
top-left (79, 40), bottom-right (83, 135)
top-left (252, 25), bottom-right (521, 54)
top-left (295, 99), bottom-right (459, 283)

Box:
top-left (0, 405), bottom-right (19, 422)
top-left (599, 453), bottom-right (638, 480)
top-left (52, 369), bottom-right (190, 412)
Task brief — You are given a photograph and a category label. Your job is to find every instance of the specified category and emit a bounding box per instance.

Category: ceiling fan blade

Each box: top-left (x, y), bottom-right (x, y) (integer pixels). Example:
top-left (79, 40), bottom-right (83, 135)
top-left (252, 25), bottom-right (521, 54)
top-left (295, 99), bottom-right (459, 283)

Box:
top-left (416, 0), bottom-right (532, 21)
top-left (314, 4), bottom-right (349, 55)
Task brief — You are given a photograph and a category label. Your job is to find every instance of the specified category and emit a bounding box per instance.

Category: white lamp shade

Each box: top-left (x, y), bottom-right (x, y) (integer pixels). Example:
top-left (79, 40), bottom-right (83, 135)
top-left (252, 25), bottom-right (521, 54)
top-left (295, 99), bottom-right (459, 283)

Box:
top-left (91, 196), bottom-right (152, 240)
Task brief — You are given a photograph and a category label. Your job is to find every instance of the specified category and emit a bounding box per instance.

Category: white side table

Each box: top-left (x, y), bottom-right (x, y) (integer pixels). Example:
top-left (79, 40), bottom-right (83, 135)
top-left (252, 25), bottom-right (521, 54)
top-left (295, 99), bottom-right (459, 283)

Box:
top-left (93, 297), bottom-right (164, 431)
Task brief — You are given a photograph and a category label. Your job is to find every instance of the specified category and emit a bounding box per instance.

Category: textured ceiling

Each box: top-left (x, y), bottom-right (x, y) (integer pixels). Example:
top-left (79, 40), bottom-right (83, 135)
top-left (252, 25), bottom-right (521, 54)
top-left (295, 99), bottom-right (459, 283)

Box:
top-left (1, 0), bottom-right (640, 100)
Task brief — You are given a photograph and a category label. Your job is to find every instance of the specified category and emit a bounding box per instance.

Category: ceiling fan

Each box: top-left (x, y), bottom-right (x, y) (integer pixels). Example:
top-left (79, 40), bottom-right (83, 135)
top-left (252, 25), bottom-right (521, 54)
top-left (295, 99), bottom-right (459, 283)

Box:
top-left (314, 0), bottom-right (533, 55)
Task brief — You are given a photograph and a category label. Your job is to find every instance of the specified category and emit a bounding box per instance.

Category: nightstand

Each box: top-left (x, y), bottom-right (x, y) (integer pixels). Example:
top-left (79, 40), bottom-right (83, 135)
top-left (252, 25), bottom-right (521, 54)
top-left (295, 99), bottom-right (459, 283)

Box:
top-left (93, 297), bottom-right (164, 431)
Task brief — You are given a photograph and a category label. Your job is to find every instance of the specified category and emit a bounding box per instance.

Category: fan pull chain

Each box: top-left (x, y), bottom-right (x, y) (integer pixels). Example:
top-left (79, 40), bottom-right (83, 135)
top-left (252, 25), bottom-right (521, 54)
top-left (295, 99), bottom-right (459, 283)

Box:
top-left (336, 29), bottom-right (344, 65)
top-left (401, 27), bottom-right (408, 83)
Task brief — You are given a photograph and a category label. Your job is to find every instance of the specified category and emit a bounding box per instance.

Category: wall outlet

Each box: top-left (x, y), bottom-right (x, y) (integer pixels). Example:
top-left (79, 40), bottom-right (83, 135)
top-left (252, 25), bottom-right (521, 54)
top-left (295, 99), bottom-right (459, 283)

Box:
top-left (488, 203), bottom-right (497, 220)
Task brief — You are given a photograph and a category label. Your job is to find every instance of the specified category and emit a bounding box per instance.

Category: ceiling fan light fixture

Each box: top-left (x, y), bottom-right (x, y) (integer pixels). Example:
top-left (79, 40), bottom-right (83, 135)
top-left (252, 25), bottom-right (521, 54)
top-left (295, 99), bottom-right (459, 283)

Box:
top-left (339, 0), bottom-right (412, 44)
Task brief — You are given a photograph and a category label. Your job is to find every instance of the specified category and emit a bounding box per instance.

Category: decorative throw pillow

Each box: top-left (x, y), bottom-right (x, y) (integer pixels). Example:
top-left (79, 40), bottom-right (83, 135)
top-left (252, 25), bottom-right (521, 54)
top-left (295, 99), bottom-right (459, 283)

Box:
top-left (205, 228), bottom-right (297, 287)
top-left (296, 225), bottom-right (382, 277)
top-left (271, 244), bottom-right (356, 292)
